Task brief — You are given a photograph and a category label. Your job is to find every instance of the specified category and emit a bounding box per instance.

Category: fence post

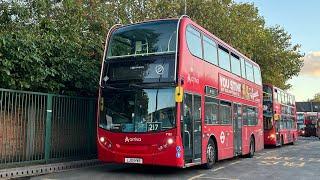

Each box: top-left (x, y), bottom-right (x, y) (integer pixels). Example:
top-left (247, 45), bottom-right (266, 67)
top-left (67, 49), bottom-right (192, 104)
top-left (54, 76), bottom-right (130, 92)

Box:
top-left (87, 100), bottom-right (94, 156)
top-left (44, 94), bottom-right (53, 163)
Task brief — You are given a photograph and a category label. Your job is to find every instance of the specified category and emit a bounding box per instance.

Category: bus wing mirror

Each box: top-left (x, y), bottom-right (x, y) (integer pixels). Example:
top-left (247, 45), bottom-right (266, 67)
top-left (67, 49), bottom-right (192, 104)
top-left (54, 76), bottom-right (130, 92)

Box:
top-left (175, 86), bottom-right (184, 103)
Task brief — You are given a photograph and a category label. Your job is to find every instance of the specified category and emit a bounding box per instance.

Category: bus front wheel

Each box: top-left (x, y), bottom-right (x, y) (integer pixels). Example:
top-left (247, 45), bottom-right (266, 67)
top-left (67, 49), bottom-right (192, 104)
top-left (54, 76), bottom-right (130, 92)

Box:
top-left (203, 139), bottom-right (216, 169)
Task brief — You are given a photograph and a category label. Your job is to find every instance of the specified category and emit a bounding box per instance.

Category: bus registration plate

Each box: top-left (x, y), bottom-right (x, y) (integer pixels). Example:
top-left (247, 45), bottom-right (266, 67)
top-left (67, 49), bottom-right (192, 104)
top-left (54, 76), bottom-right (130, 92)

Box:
top-left (125, 158), bottom-right (143, 164)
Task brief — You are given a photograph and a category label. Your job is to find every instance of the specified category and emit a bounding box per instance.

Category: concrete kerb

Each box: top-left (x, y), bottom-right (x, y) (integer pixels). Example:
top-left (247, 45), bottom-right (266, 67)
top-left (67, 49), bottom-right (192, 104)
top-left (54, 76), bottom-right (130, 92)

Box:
top-left (0, 159), bottom-right (102, 179)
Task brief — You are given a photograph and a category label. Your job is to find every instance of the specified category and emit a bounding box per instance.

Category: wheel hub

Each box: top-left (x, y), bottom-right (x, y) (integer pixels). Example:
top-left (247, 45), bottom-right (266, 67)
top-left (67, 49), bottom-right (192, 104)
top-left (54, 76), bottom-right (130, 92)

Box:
top-left (207, 145), bottom-right (214, 162)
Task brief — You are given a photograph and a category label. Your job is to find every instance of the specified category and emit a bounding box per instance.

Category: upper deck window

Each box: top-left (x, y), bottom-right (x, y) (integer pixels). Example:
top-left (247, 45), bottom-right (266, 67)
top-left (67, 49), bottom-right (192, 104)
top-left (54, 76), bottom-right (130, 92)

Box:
top-left (186, 25), bottom-right (202, 58)
top-left (203, 35), bottom-right (218, 65)
top-left (245, 61), bottom-right (254, 82)
top-left (107, 20), bottom-right (178, 58)
top-left (231, 53), bottom-right (241, 76)
top-left (240, 58), bottom-right (246, 78)
top-left (253, 65), bottom-right (262, 85)
top-left (218, 46), bottom-right (231, 71)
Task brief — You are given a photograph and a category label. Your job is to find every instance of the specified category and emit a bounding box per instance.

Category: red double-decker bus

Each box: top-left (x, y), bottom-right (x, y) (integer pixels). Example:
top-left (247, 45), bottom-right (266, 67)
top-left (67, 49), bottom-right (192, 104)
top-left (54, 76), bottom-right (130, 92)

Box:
top-left (263, 84), bottom-right (297, 146)
top-left (97, 16), bottom-right (264, 168)
top-left (303, 112), bottom-right (318, 137)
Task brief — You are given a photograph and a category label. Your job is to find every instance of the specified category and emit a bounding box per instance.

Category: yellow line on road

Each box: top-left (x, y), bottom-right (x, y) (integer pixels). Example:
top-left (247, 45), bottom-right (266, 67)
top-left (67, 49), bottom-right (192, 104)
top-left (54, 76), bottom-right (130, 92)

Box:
top-left (188, 173), bottom-right (206, 180)
top-left (195, 177), bottom-right (239, 180)
top-left (212, 166), bottom-right (225, 172)
top-left (229, 161), bottom-right (241, 165)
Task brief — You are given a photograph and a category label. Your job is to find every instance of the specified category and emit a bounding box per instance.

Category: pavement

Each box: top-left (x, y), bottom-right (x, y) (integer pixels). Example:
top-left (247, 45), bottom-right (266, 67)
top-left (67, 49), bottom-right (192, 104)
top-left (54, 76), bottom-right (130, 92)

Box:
top-left (30, 137), bottom-right (320, 180)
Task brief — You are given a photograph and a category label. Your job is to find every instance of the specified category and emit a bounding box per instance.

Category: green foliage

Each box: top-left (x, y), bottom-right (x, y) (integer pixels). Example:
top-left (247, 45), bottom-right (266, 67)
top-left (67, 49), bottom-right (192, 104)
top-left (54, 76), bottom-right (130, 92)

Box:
top-left (0, 0), bottom-right (104, 96)
top-left (0, 0), bottom-right (304, 95)
top-left (310, 93), bottom-right (320, 102)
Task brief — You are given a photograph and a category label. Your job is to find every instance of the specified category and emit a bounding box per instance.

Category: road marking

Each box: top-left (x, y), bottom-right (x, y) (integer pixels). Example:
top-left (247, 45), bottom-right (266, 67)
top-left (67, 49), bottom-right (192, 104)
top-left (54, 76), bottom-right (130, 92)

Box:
top-left (212, 166), bottom-right (225, 172)
top-left (229, 161), bottom-right (241, 165)
top-left (283, 161), bottom-right (305, 168)
top-left (188, 173), bottom-right (206, 180)
top-left (196, 177), bottom-right (239, 180)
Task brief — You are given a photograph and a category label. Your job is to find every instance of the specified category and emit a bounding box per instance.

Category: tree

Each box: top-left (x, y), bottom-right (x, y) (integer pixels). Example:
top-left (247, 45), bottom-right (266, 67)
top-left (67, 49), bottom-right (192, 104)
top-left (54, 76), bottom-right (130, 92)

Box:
top-left (0, 0), bottom-right (103, 95)
top-left (0, 0), bottom-right (304, 95)
top-left (310, 93), bottom-right (320, 102)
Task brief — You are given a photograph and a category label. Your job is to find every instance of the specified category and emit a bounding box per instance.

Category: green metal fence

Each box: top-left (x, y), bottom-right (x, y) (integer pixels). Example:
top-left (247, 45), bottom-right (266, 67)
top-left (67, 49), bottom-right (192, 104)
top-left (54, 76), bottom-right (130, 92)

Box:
top-left (0, 88), bottom-right (97, 169)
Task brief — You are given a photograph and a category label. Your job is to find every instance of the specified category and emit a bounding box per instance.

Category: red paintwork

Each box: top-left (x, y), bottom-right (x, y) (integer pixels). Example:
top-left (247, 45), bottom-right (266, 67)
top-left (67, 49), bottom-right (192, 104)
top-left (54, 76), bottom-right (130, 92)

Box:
top-left (263, 84), bottom-right (298, 146)
top-left (179, 18), bottom-right (263, 162)
top-left (97, 128), bottom-right (184, 167)
top-left (97, 17), bottom-right (264, 168)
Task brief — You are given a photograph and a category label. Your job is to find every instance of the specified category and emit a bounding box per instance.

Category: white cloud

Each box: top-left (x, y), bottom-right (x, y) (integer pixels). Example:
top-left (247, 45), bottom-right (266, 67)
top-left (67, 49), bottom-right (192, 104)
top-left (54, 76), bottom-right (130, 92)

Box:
top-left (300, 51), bottom-right (320, 77)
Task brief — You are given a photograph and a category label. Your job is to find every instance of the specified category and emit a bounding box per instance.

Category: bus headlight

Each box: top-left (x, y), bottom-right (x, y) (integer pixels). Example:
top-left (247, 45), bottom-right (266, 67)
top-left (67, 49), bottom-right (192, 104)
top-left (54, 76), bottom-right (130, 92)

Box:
top-left (167, 138), bottom-right (174, 145)
top-left (268, 134), bottom-right (276, 139)
top-left (99, 136), bottom-right (112, 149)
top-left (100, 137), bottom-right (106, 143)
top-left (158, 138), bottom-right (175, 151)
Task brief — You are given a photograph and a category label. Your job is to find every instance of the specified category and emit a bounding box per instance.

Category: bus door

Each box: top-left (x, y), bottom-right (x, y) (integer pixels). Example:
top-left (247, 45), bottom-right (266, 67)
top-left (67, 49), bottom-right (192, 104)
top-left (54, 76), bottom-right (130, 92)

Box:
top-left (182, 93), bottom-right (202, 164)
top-left (233, 104), bottom-right (242, 155)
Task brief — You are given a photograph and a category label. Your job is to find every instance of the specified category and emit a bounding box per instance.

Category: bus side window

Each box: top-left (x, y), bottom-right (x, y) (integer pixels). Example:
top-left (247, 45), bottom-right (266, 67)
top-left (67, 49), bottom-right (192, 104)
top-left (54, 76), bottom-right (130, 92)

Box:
top-left (242, 105), bottom-right (248, 125)
top-left (274, 89), bottom-right (278, 102)
top-left (186, 25), bottom-right (202, 59)
top-left (203, 35), bottom-right (218, 65)
top-left (218, 46), bottom-right (231, 72)
top-left (219, 101), bottom-right (232, 124)
top-left (231, 53), bottom-right (241, 76)
top-left (245, 61), bottom-right (254, 82)
top-left (240, 58), bottom-right (246, 78)
top-left (205, 96), bottom-right (219, 124)
top-left (253, 65), bottom-right (262, 85)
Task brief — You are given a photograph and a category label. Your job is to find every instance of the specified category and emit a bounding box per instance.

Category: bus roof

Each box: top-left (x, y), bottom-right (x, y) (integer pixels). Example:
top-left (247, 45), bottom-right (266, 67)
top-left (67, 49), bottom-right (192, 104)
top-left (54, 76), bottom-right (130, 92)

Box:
top-left (263, 83), bottom-right (295, 97)
top-left (111, 16), bottom-right (260, 68)
top-left (182, 17), bottom-right (260, 68)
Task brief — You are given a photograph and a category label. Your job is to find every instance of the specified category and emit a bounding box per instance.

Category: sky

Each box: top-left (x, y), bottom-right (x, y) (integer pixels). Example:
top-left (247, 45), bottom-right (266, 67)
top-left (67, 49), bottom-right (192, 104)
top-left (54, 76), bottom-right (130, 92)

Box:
top-left (234, 0), bottom-right (320, 101)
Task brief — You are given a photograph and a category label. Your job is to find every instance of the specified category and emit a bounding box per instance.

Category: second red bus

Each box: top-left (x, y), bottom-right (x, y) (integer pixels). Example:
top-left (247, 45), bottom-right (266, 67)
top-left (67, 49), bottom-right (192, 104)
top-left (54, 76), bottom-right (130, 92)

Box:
top-left (263, 84), bottom-right (297, 146)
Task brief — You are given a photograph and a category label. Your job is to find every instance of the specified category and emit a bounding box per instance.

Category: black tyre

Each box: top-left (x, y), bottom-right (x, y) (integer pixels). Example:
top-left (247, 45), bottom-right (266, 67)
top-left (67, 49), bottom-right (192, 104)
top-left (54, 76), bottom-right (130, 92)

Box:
top-left (247, 137), bottom-right (255, 158)
top-left (281, 136), bottom-right (284, 146)
top-left (203, 139), bottom-right (216, 169)
top-left (290, 135), bottom-right (295, 145)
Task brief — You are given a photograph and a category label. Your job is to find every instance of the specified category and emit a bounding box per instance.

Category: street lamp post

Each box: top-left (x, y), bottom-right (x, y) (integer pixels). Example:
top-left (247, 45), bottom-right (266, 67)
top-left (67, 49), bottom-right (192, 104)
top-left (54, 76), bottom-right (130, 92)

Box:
top-left (184, 0), bottom-right (187, 14)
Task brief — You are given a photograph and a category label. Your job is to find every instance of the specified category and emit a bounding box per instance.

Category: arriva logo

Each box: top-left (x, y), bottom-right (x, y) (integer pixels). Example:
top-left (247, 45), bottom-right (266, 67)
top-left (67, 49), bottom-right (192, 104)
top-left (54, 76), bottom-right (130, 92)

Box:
top-left (125, 136), bottom-right (142, 143)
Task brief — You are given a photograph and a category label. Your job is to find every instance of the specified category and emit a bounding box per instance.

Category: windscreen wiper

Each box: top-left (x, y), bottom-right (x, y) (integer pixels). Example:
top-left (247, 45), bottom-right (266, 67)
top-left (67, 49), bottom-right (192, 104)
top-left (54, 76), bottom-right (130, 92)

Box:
top-left (101, 84), bottom-right (132, 91)
top-left (129, 82), bottom-right (175, 89)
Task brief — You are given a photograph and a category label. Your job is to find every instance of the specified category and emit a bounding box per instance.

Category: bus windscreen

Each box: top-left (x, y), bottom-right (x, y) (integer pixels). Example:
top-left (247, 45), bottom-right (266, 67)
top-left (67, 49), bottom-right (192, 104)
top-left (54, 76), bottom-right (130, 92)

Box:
top-left (99, 88), bottom-right (176, 133)
top-left (107, 20), bottom-right (178, 58)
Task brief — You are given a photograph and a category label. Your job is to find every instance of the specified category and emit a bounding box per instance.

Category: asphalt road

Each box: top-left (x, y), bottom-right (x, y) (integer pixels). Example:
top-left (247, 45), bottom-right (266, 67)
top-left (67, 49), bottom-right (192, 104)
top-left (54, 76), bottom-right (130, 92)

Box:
top-left (31, 137), bottom-right (320, 180)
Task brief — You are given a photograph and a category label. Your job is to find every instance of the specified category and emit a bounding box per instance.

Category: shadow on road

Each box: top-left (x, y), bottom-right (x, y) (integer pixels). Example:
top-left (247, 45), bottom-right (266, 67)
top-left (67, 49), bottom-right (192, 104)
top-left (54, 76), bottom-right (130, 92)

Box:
top-left (94, 163), bottom-right (204, 175)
